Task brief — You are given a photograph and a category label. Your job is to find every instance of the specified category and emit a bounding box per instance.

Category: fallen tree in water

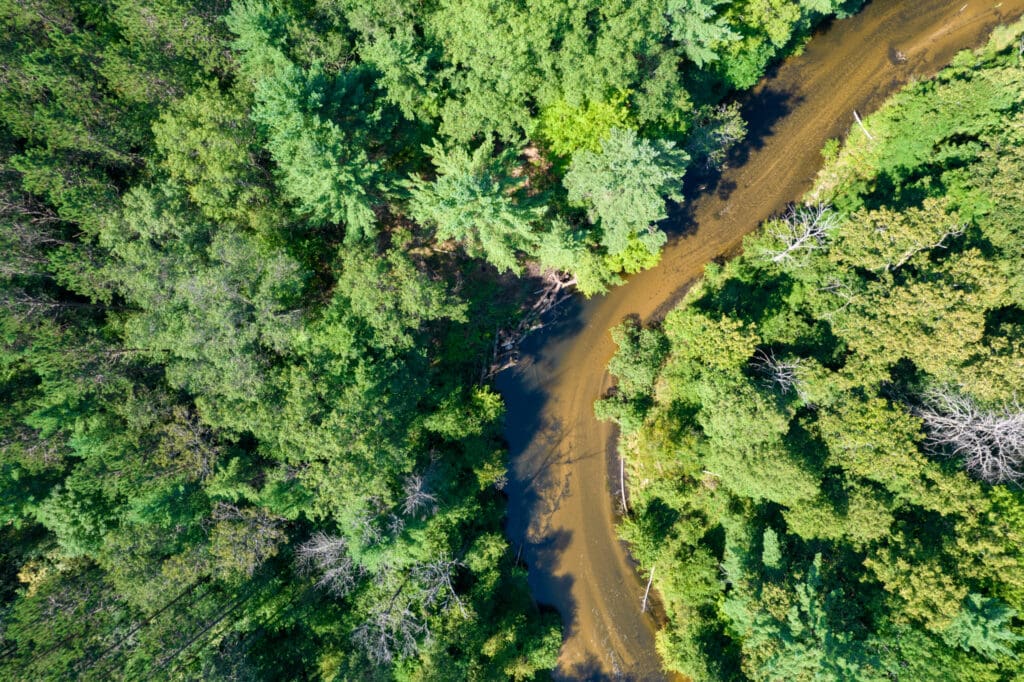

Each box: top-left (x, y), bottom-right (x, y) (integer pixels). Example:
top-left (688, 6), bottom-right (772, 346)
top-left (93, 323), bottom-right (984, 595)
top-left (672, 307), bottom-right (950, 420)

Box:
top-left (482, 269), bottom-right (578, 381)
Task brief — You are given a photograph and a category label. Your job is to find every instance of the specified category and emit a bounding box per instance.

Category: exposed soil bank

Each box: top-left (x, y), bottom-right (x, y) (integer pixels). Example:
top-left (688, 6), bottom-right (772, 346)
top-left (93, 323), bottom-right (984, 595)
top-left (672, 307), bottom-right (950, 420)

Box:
top-left (498, 2), bottom-right (1024, 679)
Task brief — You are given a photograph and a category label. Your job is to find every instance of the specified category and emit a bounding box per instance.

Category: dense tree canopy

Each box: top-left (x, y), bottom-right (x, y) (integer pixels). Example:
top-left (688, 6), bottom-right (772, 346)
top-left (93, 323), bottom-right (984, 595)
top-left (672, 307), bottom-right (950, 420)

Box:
top-left (600, 26), bottom-right (1024, 681)
top-left (0, 0), bottom-right (867, 677)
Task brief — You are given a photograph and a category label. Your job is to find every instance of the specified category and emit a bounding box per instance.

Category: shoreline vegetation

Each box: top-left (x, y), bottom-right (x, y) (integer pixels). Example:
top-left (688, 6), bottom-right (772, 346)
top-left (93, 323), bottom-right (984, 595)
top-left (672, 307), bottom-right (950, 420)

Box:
top-left (0, 0), bottom-right (870, 679)
top-left (599, 21), bottom-right (1024, 681)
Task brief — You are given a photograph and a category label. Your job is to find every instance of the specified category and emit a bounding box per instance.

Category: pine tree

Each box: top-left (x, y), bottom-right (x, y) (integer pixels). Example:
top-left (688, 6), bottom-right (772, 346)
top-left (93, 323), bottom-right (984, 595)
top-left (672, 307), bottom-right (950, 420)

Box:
top-left (564, 128), bottom-right (688, 255)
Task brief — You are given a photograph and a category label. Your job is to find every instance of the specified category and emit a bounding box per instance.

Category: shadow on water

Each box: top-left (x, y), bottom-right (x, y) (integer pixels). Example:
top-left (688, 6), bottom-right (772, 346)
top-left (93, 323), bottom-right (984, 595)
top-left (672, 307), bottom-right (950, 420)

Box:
top-left (650, 87), bottom-right (802, 320)
top-left (498, 294), bottom-right (586, 487)
top-left (736, 87), bottom-right (805, 160)
top-left (664, 87), bottom-right (801, 242)
top-left (526, 529), bottom-right (578, 637)
top-left (498, 259), bottom-right (669, 680)
top-left (498, 293), bottom-right (586, 597)
top-left (496, 77), bottom-right (804, 682)
top-left (562, 653), bottom-right (649, 682)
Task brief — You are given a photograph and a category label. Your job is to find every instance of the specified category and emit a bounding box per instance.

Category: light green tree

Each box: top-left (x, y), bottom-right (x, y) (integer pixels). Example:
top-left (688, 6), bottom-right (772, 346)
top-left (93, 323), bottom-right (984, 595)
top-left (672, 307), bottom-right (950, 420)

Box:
top-left (943, 594), bottom-right (1023, 661)
top-left (563, 127), bottom-right (688, 255)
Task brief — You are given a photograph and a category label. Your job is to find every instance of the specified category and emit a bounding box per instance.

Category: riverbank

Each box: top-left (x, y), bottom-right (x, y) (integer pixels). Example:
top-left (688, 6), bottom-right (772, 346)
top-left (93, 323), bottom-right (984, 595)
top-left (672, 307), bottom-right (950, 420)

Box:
top-left (499, 0), bottom-right (1024, 678)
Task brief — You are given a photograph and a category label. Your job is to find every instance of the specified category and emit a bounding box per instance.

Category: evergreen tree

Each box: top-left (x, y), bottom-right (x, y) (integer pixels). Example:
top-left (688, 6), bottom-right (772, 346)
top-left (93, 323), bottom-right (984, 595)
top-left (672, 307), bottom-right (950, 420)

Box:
top-left (564, 128), bottom-right (689, 255)
top-left (407, 138), bottom-right (544, 273)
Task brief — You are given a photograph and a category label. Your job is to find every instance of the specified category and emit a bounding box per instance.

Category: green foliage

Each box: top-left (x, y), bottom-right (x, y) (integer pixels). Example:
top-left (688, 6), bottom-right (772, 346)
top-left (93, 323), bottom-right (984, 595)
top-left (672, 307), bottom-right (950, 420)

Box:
top-left (336, 239), bottom-right (468, 351)
top-left (228, 0), bottom-right (384, 239)
top-left (537, 92), bottom-right (633, 157)
top-left (761, 527), bottom-right (783, 570)
top-left (944, 594), bottom-right (1023, 661)
top-left (666, 0), bottom-right (739, 67)
top-left (605, 32), bottom-right (1024, 679)
top-left (0, 0), bottom-right (872, 676)
top-left (603, 235), bottom-right (664, 275)
top-left (152, 86), bottom-right (281, 231)
top-left (595, 318), bottom-right (668, 432)
top-left (564, 127), bottom-right (689, 255)
top-left (534, 224), bottom-right (622, 296)
top-left (685, 103), bottom-right (748, 170)
top-left (407, 138), bottom-right (544, 273)
top-left (607, 320), bottom-right (670, 396)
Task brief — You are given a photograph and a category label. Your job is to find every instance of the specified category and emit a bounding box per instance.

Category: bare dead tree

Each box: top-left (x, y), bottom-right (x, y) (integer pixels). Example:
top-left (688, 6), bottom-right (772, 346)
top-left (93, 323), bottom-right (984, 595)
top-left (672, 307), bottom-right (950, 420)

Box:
top-left (916, 389), bottom-right (1024, 485)
top-left (295, 532), bottom-right (364, 598)
top-left (352, 599), bottom-right (427, 665)
top-left (0, 249), bottom-right (50, 279)
top-left (157, 406), bottom-right (220, 481)
top-left (818, 277), bottom-right (857, 318)
top-left (209, 502), bottom-right (255, 524)
top-left (764, 204), bottom-right (839, 264)
top-left (354, 512), bottom-right (383, 547)
top-left (752, 349), bottom-right (807, 400)
top-left (853, 110), bottom-right (874, 141)
top-left (0, 183), bottom-right (64, 230)
top-left (619, 454), bottom-right (628, 514)
top-left (351, 549), bottom-right (477, 665)
top-left (481, 268), bottom-right (577, 381)
top-left (0, 289), bottom-right (107, 322)
top-left (414, 556), bottom-right (468, 619)
top-left (0, 424), bottom-right (68, 467)
top-left (884, 221), bottom-right (966, 272)
top-left (640, 566), bottom-right (656, 613)
top-left (401, 473), bottom-right (438, 519)
top-left (385, 513), bottom-right (406, 537)
top-left (0, 182), bottom-right (71, 279)
top-left (208, 503), bottom-right (286, 577)
top-left (353, 497), bottom-right (391, 547)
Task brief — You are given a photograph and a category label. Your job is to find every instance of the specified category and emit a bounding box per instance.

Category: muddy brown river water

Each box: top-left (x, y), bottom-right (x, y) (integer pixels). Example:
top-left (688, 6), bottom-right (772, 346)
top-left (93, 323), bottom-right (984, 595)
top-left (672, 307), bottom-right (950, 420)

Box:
top-left (497, 1), bottom-right (1024, 679)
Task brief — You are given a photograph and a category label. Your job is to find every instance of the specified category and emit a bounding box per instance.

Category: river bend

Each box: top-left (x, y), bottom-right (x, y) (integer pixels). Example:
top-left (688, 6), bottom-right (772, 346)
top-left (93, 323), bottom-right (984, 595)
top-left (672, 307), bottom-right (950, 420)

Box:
top-left (498, 2), bottom-right (1024, 678)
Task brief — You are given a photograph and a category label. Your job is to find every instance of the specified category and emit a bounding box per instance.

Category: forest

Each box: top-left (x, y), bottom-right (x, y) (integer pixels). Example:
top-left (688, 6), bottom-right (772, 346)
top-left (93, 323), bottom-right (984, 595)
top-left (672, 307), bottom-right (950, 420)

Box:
top-left (0, 0), bottom-right (873, 679)
top-left (597, 23), bottom-right (1024, 681)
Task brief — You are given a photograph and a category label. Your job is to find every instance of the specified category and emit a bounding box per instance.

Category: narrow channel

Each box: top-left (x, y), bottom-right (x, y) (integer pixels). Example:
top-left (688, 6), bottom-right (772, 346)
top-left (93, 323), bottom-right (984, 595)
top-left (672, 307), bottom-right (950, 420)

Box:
top-left (497, 1), bottom-right (1024, 679)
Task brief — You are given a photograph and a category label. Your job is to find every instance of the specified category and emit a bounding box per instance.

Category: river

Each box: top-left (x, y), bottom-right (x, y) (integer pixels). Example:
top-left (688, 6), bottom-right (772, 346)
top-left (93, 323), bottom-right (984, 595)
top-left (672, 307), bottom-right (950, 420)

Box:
top-left (497, 1), bottom-right (1024, 679)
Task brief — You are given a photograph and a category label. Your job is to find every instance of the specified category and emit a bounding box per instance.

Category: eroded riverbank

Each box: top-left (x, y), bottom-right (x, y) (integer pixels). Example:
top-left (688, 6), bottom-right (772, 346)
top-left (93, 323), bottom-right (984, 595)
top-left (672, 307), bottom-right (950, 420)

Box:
top-left (498, 2), bottom-right (1024, 678)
